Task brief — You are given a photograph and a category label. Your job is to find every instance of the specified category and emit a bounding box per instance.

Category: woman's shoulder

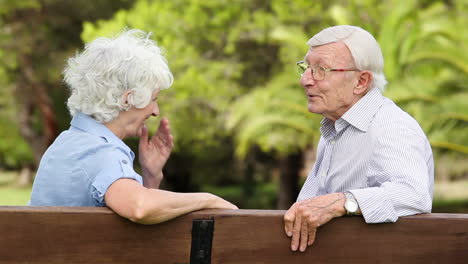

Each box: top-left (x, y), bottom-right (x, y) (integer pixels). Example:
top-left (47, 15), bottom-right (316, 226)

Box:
top-left (45, 128), bottom-right (122, 163)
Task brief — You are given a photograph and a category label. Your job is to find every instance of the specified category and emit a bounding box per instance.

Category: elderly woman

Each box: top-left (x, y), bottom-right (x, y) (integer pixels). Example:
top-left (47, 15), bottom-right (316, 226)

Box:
top-left (29, 30), bottom-right (237, 224)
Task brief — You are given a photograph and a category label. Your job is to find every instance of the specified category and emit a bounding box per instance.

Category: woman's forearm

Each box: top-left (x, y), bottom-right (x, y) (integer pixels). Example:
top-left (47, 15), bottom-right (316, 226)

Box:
top-left (105, 179), bottom-right (237, 225)
top-left (132, 189), bottom-right (235, 224)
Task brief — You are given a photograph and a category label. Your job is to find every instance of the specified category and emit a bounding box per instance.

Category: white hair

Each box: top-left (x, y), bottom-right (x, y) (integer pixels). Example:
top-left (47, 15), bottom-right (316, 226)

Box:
top-left (307, 25), bottom-right (387, 92)
top-left (64, 29), bottom-right (174, 122)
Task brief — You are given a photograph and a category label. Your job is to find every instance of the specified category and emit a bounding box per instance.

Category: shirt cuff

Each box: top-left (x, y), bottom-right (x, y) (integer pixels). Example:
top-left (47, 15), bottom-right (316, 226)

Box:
top-left (349, 187), bottom-right (398, 223)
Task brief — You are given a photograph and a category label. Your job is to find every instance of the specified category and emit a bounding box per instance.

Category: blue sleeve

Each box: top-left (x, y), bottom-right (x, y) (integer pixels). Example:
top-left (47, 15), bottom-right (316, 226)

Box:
top-left (90, 149), bottom-right (143, 206)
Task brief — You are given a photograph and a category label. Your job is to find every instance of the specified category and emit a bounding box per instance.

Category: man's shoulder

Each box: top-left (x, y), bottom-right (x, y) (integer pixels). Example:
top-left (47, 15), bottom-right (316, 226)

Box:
top-left (372, 98), bottom-right (426, 135)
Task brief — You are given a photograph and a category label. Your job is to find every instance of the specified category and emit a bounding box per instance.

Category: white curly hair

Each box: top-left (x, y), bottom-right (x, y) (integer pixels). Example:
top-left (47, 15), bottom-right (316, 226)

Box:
top-left (307, 25), bottom-right (388, 92)
top-left (63, 29), bottom-right (174, 122)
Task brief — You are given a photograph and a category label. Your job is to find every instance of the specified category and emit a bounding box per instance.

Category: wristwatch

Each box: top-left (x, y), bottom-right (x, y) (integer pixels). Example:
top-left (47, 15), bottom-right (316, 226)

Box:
top-left (344, 192), bottom-right (359, 216)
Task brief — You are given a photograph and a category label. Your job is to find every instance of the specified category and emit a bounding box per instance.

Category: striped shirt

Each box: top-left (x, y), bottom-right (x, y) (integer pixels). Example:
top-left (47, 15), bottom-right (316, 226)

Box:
top-left (297, 88), bottom-right (434, 223)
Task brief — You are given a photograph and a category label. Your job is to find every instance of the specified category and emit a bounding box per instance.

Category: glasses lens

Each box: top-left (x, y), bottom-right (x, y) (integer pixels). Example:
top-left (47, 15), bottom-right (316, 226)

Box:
top-left (312, 65), bottom-right (325, 80)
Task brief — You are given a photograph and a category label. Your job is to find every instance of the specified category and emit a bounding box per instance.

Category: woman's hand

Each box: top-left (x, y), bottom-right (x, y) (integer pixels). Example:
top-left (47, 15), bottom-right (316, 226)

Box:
top-left (138, 118), bottom-right (174, 188)
top-left (206, 193), bottom-right (239, 210)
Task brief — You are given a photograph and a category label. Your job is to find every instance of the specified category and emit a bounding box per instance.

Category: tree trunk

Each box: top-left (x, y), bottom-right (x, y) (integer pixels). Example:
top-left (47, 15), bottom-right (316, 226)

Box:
top-left (16, 165), bottom-right (34, 187)
top-left (277, 152), bottom-right (302, 209)
top-left (243, 152), bottom-right (256, 197)
top-left (16, 54), bottom-right (58, 167)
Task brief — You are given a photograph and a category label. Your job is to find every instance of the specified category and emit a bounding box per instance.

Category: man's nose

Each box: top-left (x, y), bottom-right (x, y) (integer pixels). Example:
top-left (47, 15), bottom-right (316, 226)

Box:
top-left (300, 68), bottom-right (315, 86)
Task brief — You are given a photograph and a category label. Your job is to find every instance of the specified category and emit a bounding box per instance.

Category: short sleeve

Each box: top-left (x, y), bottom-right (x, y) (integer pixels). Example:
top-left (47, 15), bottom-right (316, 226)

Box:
top-left (90, 149), bottom-right (143, 206)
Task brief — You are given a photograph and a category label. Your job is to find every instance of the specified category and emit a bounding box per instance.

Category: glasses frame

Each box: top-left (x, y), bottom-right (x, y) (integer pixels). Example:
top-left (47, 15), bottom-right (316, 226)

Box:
top-left (296, 61), bottom-right (360, 80)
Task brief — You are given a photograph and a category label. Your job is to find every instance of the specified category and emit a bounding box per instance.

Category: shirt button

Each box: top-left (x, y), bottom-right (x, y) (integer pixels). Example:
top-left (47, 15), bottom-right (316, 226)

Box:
top-left (122, 160), bottom-right (128, 164)
top-left (331, 140), bottom-right (336, 145)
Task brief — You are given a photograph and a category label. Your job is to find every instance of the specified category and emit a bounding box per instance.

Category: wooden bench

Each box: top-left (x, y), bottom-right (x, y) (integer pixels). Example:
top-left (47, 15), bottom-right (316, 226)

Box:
top-left (0, 206), bottom-right (467, 263)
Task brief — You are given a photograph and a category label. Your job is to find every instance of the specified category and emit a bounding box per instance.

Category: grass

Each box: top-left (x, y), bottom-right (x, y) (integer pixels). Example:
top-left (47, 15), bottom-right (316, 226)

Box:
top-left (433, 199), bottom-right (468, 213)
top-left (0, 186), bottom-right (31, 205)
top-left (0, 170), bottom-right (31, 206)
top-left (432, 179), bottom-right (468, 213)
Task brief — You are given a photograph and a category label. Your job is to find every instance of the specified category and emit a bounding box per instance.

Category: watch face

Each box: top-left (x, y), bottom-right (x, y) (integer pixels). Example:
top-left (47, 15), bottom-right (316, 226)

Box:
top-left (345, 199), bottom-right (358, 213)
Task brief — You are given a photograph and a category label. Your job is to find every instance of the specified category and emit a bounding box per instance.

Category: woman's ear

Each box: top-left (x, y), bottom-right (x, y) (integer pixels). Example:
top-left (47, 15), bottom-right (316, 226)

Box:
top-left (354, 71), bottom-right (372, 95)
top-left (121, 90), bottom-right (133, 107)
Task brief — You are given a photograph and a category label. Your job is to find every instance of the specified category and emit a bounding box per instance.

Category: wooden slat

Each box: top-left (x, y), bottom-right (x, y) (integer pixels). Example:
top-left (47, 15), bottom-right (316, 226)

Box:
top-left (199, 210), bottom-right (468, 264)
top-left (0, 207), bottom-right (467, 264)
top-left (0, 206), bottom-right (198, 264)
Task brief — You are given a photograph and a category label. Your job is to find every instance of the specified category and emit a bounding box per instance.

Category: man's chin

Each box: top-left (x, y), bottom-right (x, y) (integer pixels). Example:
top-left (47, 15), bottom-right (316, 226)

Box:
top-left (308, 104), bottom-right (322, 114)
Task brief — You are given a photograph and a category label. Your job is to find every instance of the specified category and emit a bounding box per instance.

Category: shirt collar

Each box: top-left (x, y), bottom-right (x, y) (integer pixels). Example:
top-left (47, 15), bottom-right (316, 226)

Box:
top-left (320, 118), bottom-right (336, 139)
top-left (341, 88), bottom-right (385, 132)
top-left (70, 112), bottom-right (134, 158)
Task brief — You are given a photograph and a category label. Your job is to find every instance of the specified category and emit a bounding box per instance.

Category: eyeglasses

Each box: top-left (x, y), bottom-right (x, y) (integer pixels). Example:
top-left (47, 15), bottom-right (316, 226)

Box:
top-left (296, 61), bottom-right (359, 80)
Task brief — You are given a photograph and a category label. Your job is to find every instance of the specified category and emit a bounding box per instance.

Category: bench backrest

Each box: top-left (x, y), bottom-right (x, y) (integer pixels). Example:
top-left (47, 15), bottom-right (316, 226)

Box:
top-left (0, 207), bottom-right (467, 263)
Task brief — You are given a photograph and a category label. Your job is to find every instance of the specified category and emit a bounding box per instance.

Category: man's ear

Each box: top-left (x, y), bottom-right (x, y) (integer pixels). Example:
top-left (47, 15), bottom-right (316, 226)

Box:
top-left (121, 90), bottom-right (133, 107)
top-left (354, 71), bottom-right (372, 95)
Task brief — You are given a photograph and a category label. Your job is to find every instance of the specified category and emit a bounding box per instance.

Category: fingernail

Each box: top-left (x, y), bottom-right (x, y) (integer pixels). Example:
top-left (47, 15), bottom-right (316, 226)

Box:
top-left (287, 232), bottom-right (292, 237)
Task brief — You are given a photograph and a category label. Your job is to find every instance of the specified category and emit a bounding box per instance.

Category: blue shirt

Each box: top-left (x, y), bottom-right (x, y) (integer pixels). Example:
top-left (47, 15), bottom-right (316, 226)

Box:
top-left (30, 113), bottom-right (143, 206)
top-left (297, 88), bottom-right (434, 223)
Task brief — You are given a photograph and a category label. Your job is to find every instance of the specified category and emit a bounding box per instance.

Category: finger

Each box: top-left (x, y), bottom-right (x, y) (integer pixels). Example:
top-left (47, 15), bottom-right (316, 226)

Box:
top-left (168, 135), bottom-right (174, 148)
top-left (153, 119), bottom-right (171, 144)
top-left (308, 227), bottom-right (317, 246)
top-left (299, 220), bottom-right (309, 252)
top-left (158, 118), bottom-right (170, 134)
top-left (227, 201), bottom-right (239, 210)
top-left (139, 124), bottom-right (149, 150)
top-left (284, 207), bottom-right (295, 237)
top-left (160, 117), bottom-right (169, 126)
top-left (291, 213), bottom-right (302, 251)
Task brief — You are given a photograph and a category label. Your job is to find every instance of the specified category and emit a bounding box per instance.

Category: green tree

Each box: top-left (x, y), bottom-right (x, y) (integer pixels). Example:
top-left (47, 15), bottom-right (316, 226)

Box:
top-left (82, 0), bottom-right (334, 208)
top-left (82, 0), bottom-right (468, 208)
top-left (0, 0), bottom-right (135, 184)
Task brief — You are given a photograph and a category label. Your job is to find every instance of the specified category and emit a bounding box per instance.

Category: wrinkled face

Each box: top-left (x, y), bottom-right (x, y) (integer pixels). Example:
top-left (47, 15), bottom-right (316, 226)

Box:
top-left (300, 42), bottom-right (359, 121)
top-left (126, 90), bottom-right (160, 137)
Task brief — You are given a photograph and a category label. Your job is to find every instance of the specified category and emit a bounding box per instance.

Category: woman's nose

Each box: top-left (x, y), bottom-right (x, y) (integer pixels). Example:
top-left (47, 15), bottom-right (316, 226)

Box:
top-left (152, 103), bottom-right (159, 117)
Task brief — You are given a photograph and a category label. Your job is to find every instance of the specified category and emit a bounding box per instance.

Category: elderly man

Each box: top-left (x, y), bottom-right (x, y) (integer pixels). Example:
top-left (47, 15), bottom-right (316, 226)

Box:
top-left (283, 25), bottom-right (434, 252)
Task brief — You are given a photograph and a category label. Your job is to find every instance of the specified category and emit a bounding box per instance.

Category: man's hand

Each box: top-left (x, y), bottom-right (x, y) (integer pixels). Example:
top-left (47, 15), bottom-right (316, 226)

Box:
top-left (284, 193), bottom-right (346, 252)
top-left (138, 118), bottom-right (173, 188)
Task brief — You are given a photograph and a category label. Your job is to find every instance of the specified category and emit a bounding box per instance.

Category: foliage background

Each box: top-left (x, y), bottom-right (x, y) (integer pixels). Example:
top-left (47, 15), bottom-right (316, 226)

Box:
top-left (0, 0), bottom-right (467, 211)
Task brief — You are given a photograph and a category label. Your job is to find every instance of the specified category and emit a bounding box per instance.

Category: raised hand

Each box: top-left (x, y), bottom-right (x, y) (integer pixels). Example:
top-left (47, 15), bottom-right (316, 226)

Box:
top-left (138, 118), bottom-right (174, 188)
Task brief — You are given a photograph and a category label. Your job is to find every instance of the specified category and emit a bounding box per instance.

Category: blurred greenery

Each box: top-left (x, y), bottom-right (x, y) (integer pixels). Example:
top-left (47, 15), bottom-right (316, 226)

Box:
top-left (1, 170), bottom-right (467, 212)
top-left (0, 0), bottom-right (467, 210)
top-left (0, 170), bottom-right (31, 205)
